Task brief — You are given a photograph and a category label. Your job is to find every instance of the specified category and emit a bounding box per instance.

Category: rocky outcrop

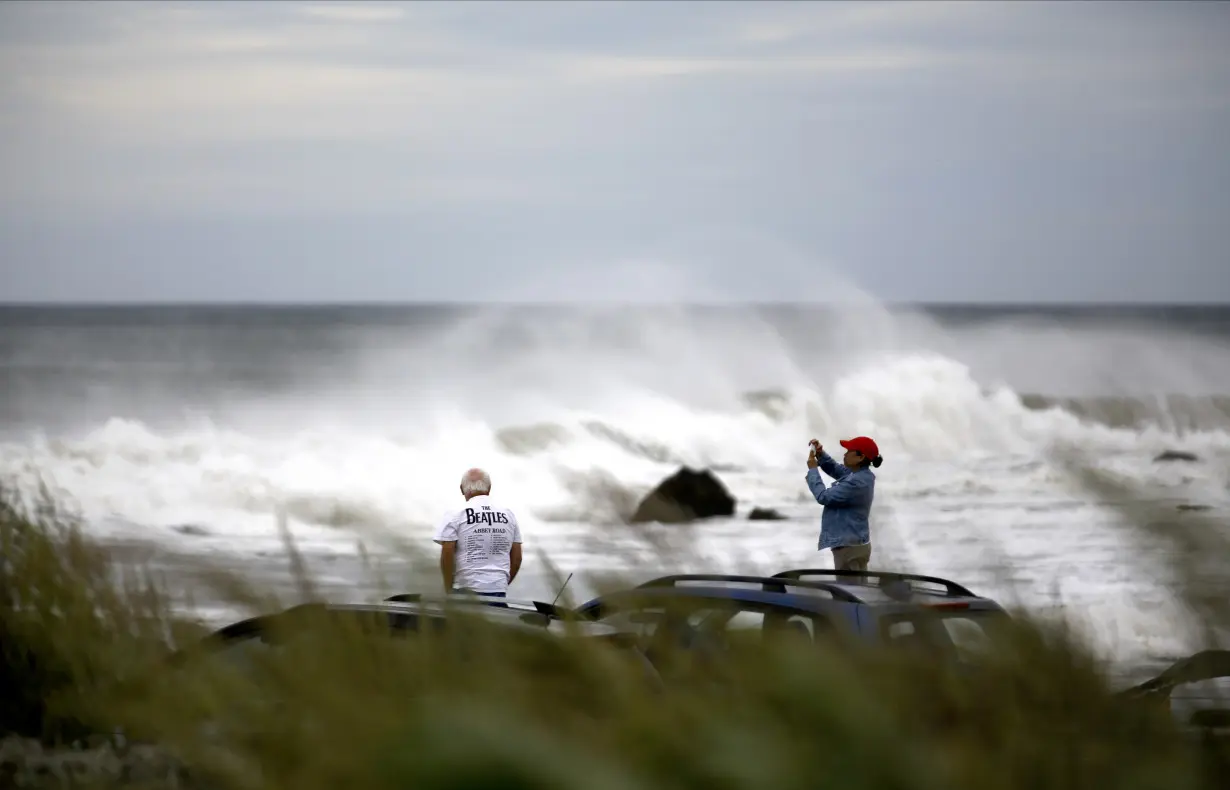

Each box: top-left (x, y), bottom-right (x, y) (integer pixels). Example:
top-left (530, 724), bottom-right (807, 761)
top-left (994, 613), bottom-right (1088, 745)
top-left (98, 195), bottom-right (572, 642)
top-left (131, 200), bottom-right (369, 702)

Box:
top-left (1154, 450), bottom-right (1200, 463)
top-left (0, 736), bottom-right (190, 788)
top-left (747, 507), bottom-right (787, 521)
top-left (629, 468), bottom-right (737, 524)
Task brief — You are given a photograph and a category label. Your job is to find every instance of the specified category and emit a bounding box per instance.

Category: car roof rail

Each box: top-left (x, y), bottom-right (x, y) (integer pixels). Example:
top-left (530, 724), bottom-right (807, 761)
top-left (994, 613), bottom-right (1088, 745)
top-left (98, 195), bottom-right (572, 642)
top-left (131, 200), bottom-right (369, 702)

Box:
top-left (383, 593), bottom-right (567, 619)
top-left (771, 568), bottom-right (976, 598)
top-left (634, 573), bottom-right (863, 603)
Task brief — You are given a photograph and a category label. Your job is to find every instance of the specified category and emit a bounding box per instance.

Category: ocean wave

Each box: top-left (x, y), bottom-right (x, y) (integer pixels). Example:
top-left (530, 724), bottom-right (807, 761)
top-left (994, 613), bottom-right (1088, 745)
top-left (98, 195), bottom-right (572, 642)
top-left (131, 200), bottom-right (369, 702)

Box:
top-left (2, 351), bottom-right (1227, 543)
top-left (3, 337), bottom-right (1227, 672)
top-left (1019, 394), bottom-right (1230, 433)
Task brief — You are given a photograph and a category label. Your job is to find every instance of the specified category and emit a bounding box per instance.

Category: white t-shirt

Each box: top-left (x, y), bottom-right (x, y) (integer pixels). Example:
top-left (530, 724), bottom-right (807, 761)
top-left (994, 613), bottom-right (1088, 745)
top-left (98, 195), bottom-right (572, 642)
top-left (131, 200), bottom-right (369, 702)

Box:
top-left (432, 495), bottom-right (523, 594)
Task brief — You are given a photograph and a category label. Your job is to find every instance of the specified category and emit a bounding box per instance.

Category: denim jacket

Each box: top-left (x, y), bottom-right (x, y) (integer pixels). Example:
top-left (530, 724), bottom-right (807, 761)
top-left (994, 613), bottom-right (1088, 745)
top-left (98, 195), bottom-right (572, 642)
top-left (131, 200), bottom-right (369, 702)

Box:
top-left (805, 451), bottom-right (875, 550)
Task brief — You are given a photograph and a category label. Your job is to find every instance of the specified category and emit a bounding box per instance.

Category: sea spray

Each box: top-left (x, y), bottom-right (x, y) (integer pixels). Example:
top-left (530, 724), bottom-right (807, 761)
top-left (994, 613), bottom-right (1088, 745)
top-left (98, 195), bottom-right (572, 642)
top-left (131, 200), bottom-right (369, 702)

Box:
top-left (1, 285), bottom-right (1228, 667)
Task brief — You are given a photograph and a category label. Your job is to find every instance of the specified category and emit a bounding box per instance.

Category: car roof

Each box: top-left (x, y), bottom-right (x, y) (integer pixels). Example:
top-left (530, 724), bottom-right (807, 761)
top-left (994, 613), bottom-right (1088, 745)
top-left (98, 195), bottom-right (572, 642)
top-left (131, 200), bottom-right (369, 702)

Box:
top-left (320, 599), bottom-right (625, 639)
top-left (578, 585), bottom-right (844, 612)
top-left (577, 568), bottom-right (999, 614)
top-left (770, 568), bottom-right (981, 599)
top-left (200, 595), bottom-right (625, 649)
top-left (381, 592), bottom-right (572, 619)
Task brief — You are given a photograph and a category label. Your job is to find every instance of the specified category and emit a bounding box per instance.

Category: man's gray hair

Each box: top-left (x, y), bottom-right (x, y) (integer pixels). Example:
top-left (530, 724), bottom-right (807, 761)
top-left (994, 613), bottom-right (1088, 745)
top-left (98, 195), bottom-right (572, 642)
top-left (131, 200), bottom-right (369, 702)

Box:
top-left (460, 467), bottom-right (492, 497)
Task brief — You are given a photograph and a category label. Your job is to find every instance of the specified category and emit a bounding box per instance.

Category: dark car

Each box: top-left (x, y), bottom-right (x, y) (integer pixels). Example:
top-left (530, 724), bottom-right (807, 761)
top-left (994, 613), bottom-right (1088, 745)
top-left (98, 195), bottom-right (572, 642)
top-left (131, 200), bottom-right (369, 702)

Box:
top-left (572, 567), bottom-right (1013, 671)
top-left (102, 593), bottom-right (659, 757)
top-left (184, 593), bottom-right (659, 684)
top-left (1116, 649), bottom-right (1230, 782)
top-left (1117, 649), bottom-right (1230, 732)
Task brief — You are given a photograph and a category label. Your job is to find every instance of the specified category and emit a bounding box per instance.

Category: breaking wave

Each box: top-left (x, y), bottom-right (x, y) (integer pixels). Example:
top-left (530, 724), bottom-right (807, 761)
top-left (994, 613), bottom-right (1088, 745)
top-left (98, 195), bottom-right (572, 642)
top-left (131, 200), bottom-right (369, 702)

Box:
top-left (2, 350), bottom-right (1227, 544)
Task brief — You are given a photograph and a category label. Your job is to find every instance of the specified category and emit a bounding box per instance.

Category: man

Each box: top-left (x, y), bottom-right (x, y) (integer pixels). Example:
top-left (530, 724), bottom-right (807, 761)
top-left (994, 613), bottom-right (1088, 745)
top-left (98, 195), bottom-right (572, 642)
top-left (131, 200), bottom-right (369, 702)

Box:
top-left (805, 437), bottom-right (882, 572)
top-left (433, 467), bottom-right (523, 598)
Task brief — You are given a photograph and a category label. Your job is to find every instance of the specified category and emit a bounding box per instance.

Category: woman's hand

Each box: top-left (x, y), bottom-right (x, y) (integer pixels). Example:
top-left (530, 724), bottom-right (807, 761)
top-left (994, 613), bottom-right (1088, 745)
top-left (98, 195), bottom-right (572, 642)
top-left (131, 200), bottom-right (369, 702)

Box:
top-left (807, 448), bottom-right (819, 469)
top-left (810, 439), bottom-right (822, 454)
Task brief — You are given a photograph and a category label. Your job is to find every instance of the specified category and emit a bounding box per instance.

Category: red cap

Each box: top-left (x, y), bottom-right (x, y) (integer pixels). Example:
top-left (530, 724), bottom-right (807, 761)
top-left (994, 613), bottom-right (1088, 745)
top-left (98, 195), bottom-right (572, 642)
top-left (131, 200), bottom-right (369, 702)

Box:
top-left (839, 436), bottom-right (880, 459)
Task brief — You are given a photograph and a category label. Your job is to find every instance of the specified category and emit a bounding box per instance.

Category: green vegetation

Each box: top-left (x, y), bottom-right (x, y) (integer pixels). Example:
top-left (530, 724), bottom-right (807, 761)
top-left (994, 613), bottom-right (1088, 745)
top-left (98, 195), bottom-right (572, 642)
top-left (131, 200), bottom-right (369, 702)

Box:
top-left (2, 475), bottom-right (1228, 789)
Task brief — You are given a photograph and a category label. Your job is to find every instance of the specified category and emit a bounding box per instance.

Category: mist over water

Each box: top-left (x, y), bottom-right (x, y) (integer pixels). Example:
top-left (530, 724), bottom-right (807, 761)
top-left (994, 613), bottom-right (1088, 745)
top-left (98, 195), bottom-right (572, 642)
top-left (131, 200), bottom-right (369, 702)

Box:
top-left (2, 261), bottom-right (1229, 668)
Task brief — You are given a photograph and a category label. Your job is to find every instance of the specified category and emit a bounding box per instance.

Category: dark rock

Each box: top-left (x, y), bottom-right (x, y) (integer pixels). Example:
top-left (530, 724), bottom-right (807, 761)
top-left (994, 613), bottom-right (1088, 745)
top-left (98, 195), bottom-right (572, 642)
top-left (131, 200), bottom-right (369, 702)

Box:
top-left (747, 507), bottom-right (787, 521)
top-left (1177, 504), bottom-right (1212, 512)
top-left (171, 524), bottom-right (210, 537)
top-left (1154, 450), bottom-right (1199, 463)
top-left (629, 467), bottom-right (737, 524)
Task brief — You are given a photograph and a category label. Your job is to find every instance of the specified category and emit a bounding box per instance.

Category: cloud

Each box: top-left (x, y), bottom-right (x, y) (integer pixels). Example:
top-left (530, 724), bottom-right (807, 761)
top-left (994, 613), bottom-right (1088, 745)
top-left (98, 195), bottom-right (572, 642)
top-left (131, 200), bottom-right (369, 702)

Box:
top-left (559, 50), bottom-right (934, 83)
top-left (298, 2), bottom-right (408, 24)
top-left (14, 61), bottom-right (501, 144)
top-left (2, 1), bottom-right (952, 131)
top-left (0, 0), bottom-right (960, 209)
top-left (729, 0), bottom-right (993, 46)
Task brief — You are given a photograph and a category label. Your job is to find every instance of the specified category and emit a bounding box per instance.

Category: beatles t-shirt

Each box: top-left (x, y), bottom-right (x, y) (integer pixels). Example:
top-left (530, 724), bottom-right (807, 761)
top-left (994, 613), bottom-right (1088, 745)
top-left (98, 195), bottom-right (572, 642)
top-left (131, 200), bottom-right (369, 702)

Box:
top-left (432, 495), bottom-right (523, 593)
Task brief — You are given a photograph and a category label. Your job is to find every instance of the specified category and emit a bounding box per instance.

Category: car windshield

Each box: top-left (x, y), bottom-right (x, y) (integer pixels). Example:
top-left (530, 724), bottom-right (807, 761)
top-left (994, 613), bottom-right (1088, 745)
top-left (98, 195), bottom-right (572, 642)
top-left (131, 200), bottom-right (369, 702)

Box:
top-left (879, 608), bottom-right (1012, 662)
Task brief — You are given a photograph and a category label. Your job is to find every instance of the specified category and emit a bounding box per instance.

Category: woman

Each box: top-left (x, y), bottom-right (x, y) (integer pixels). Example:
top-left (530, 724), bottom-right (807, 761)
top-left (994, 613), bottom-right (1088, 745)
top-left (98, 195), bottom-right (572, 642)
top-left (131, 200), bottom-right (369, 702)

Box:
top-left (805, 436), bottom-right (883, 572)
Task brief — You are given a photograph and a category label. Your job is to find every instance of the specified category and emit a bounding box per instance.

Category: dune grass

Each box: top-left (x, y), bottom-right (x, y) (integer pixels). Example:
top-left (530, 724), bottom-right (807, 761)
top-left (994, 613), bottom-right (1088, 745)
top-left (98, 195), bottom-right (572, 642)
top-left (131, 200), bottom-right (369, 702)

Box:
top-left (2, 476), bottom-right (1229, 790)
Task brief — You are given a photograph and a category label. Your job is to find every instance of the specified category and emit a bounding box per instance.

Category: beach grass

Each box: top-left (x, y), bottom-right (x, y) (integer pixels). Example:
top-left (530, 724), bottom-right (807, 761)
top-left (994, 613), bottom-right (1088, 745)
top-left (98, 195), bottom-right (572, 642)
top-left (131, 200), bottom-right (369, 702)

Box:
top-left (2, 476), bottom-right (1229, 790)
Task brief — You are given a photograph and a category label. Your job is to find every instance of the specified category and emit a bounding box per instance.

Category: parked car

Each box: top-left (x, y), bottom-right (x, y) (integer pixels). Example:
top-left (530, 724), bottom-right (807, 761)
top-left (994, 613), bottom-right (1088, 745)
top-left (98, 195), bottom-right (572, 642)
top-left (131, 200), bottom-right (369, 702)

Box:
top-left (572, 567), bottom-right (1013, 671)
top-left (181, 593), bottom-right (659, 682)
top-left (1116, 649), bottom-right (1230, 781)
top-left (108, 593), bottom-right (661, 747)
top-left (1117, 649), bottom-right (1230, 731)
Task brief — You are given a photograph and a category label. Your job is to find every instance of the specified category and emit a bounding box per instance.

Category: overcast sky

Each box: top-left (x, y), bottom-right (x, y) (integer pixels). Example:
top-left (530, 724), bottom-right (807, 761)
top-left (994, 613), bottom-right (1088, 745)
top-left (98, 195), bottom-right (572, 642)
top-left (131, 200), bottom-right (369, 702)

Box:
top-left (1, 0), bottom-right (1228, 304)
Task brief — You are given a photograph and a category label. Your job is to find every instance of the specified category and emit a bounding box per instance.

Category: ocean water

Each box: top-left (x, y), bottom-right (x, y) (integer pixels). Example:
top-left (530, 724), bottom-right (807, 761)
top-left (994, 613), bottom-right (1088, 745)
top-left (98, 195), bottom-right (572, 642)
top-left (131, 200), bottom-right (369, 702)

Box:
top-left (2, 302), bottom-right (1229, 670)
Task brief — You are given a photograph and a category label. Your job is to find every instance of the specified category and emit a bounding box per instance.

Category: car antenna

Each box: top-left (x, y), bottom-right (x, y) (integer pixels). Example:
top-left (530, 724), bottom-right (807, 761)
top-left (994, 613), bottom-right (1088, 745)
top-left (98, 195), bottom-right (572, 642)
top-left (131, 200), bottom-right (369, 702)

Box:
top-left (551, 573), bottom-right (574, 607)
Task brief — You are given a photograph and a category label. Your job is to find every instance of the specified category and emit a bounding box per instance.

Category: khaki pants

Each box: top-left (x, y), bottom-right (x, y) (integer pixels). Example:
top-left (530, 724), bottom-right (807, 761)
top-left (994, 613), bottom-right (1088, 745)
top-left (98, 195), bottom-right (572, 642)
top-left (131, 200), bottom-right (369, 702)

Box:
top-left (832, 543), bottom-right (872, 572)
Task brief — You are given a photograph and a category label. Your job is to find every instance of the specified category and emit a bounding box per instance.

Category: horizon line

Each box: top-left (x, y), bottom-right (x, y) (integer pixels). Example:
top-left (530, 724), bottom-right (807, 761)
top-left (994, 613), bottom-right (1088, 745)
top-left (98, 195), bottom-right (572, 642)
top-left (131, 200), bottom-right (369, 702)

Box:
top-left (1, 299), bottom-right (1229, 310)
